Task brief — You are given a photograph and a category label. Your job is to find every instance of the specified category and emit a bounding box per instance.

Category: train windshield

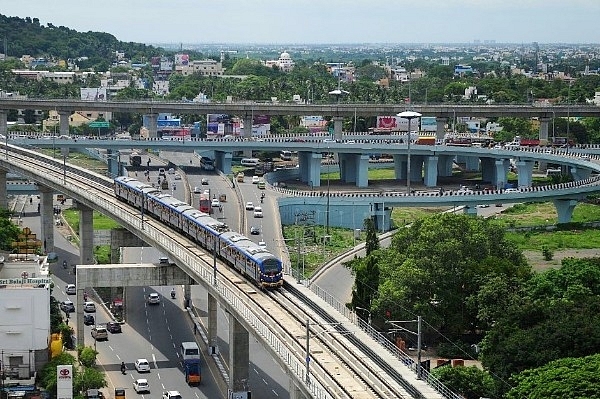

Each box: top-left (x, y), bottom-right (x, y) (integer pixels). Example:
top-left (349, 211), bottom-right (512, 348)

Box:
top-left (262, 258), bottom-right (281, 274)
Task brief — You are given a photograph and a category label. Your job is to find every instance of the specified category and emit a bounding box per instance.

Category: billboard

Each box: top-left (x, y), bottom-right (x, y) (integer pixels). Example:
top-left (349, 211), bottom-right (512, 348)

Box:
top-left (80, 88), bottom-right (107, 101)
top-left (420, 117), bottom-right (437, 132)
top-left (376, 115), bottom-right (423, 132)
top-left (175, 54), bottom-right (189, 66)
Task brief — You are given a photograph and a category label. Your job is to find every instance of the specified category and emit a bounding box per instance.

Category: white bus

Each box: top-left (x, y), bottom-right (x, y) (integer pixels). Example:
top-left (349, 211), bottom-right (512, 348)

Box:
top-left (240, 158), bottom-right (260, 166)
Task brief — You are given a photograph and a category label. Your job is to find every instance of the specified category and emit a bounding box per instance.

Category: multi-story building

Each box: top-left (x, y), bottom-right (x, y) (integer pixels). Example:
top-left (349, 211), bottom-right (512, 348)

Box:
top-left (0, 254), bottom-right (52, 383)
top-left (177, 59), bottom-right (224, 77)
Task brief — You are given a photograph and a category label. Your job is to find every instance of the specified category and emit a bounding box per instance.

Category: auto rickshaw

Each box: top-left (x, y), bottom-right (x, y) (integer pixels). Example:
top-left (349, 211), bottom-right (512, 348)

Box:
top-left (114, 388), bottom-right (125, 399)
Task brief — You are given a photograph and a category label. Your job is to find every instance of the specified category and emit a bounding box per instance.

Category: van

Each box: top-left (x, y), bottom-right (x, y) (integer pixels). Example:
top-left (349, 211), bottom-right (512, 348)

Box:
top-left (240, 158), bottom-right (260, 167)
top-left (280, 151), bottom-right (292, 161)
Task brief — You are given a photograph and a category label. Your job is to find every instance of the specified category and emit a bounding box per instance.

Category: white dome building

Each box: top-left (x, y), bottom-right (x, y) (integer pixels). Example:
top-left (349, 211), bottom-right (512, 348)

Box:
top-left (265, 51), bottom-right (295, 72)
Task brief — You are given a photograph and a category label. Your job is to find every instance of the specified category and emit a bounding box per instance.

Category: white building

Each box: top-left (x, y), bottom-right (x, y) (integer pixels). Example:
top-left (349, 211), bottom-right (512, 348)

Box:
top-left (0, 254), bottom-right (53, 381)
top-left (265, 51), bottom-right (295, 72)
top-left (177, 59), bottom-right (224, 77)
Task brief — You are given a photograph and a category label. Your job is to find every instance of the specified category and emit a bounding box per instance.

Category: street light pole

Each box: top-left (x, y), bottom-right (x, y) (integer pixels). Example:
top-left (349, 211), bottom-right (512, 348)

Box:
top-left (397, 111), bottom-right (422, 194)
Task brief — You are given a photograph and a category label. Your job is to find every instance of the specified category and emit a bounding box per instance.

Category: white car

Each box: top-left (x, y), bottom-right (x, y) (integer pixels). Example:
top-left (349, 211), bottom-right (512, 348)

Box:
top-left (83, 301), bottom-right (96, 313)
top-left (135, 358), bottom-right (151, 373)
top-left (258, 241), bottom-right (267, 250)
top-left (211, 198), bottom-right (220, 207)
top-left (253, 207), bottom-right (263, 218)
top-left (133, 379), bottom-right (150, 393)
top-left (147, 293), bottom-right (160, 305)
top-left (252, 176), bottom-right (260, 184)
top-left (65, 284), bottom-right (76, 295)
top-left (193, 186), bottom-right (202, 194)
top-left (504, 188), bottom-right (520, 193)
top-left (162, 391), bottom-right (182, 399)
top-left (174, 173), bottom-right (182, 180)
top-left (245, 202), bottom-right (254, 211)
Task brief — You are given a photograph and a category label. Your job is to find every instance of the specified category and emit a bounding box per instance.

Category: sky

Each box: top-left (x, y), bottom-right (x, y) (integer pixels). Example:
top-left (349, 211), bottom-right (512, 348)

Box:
top-left (3, 0), bottom-right (600, 45)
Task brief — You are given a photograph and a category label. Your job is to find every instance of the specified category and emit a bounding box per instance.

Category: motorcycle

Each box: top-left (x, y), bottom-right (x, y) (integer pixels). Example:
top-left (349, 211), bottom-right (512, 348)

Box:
top-left (62, 260), bottom-right (67, 269)
top-left (171, 290), bottom-right (176, 299)
top-left (120, 364), bottom-right (126, 375)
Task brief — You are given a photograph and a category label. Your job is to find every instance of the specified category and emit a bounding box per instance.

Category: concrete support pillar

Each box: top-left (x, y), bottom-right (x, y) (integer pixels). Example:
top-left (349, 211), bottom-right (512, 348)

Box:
top-left (106, 149), bottom-right (119, 178)
top-left (214, 151), bottom-right (232, 175)
top-left (570, 166), bottom-right (592, 181)
top-left (307, 152), bottom-right (323, 188)
top-left (438, 155), bottom-right (454, 177)
top-left (207, 293), bottom-right (218, 355)
top-left (409, 155), bottom-right (423, 184)
top-left (76, 202), bottom-right (94, 265)
top-left (516, 160), bottom-right (534, 187)
top-left (393, 154), bottom-right (406, 181)
top-left (183, 284), bottom-right (191, 309)
top-left (539, 117), bottom-right (551, 143)
top-left (480, 158), bottom-right (496, 184)
top-left (228, 314), bottom-right (249, 394)
top-left (288, 380), bottom-right (304, 399)
top-left (0, 170), bottom-right (6, 210)
top-left (373, 202), bottom-right (392, 232)
top-left (338, 153), bottom-right (353, 183)
top-left (243, 116), bottom-right (253, 158)
top-left (58, 111), bottom-right (70, 136)
top-left (553, 199), bottom-right (578, 224)
top-left (424, 156), bottom-right (439, 187)
top-left (464, 156), bottom-right (480, 172)
top-left (145, 113), bottom-right (158, 139)
top-left (356, 154), bottom-right (370, 188)
top-left (436, 117), bottom-right (447, 141)
top-left (495, 159), bottom-right (510, 189)
top-left (0, 110), bottom-right (7, 139)
top-left (463, 205), bottom-right (479, 216)
top-left (39, 186), bottom-right (55, 253)
top-left (332, 116), bottom-right (344, 141)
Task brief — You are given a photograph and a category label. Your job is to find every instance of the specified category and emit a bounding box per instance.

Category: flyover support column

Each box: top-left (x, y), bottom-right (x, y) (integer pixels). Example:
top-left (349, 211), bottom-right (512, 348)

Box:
top-left (393, 154), bottom-right (406, 181)
top-left (145, 113), bottom-right (158, 139)
top-left (438, 155), bottom-right (453, 177)
top-left (58, 111), bottom-right (70, 136)
top-left (495, 159), bottom-right (510, 189)
top-left (553, 199), bottom-right (578, 224)
top-left (106, 149), bottom-right (119, 178)
top-left (436, 117), bottom-right (447, 142)
top-left (424, 156), bottom-right (438, 187)
top-left (0, 110), bottom-right (7, 139)
top-left (76, 202), bottom-right (94, 265)
top-left (0, 170), bottom-right (6, 210)
top-left (332, 116), bottom-right (343, 142)
top-left (214, 151), bottom-right (233, 175)
top-left (464, 156), bottom-right (480, 172)
top-left (539, 117), bottom-right (551, 143)
top-left (307, 152), bottom-right (322, 188)
top-left (39, 186), bottom-right (55, 253)
top-left (288, 380), bottom-right (303, 399)
top-left (228, 314), bottom-right (250, 396)
top-left (480, 158), bottom-right (495, 184)
top-left (183, 284), bottom-right (191, 308)
top-left (207, 293), bottom-right (219, 355)
top-left (356, 154), bottom-right (369, 188)
top-left (570, 166), bottom-right (592, 181)
top-left (463, 205), bottom-right (478, 216)
top-left (516, 160), bottom-right (534, 187)
top-left (243, 116), bottom-right (253, 158)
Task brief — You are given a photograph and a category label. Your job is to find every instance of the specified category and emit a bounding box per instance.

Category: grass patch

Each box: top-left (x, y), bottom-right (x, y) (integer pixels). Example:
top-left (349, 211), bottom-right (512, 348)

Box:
top-left (283, 224), bottom-right (363, 278)
top-left (63, 209), bottom-right (121, 232)
top-left (391, 207), bottom-right (452, 227)
top-left (506, 229), bottom-right (600, 251)
top-left (494, 202), bottom-right (600, 228)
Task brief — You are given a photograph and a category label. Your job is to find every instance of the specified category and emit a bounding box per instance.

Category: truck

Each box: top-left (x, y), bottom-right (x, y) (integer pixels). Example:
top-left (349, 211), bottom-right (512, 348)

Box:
top-left (184, 359), bottom-right (201, 385)
top-left (416, 136), bottom-right (436, 145)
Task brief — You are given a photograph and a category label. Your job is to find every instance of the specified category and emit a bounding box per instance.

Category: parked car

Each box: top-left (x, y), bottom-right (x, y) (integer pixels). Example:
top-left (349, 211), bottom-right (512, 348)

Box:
top-left (133, 379), bottom-right (150, 394)
top-left (91, 326), bottom-right (108, 340)
top-left (83, 314), bottom-right (95, 326)
top-left (83, 301), bottom-right (96, 313)
top-left (106, 321), bottom-right (122, 333)
top-left (60, 300), bottom-right (75, 313)
top-left (147, 293), bottom-right (160, 305)
top-left (135, 359), bottom-right (151, 373)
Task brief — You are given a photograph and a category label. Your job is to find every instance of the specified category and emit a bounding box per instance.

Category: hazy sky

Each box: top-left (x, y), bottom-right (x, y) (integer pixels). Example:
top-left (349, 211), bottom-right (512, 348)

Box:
top-left (3, 0), bottom-right (599, 45)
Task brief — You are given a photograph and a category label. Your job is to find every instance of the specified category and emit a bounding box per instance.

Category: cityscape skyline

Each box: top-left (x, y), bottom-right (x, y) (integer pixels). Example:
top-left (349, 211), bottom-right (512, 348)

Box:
top-left (3, 0), bottom-right (599, 46)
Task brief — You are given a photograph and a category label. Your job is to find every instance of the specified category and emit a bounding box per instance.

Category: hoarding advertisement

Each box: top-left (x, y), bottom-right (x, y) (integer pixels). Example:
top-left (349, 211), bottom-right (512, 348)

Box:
top-left (57, 365), bottom-right (73, 399)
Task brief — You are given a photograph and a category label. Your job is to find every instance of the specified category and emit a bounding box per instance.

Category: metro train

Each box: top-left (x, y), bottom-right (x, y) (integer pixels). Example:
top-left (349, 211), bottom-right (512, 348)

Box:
top-left (113, 176), bottom-right (284, 289)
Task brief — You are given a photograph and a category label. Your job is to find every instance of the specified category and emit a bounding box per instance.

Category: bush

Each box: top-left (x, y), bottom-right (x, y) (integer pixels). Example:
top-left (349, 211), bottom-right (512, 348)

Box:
top-left (436, 341), bottom-right (478, 359)
top-left (542, 245), bottom-right (554, 261)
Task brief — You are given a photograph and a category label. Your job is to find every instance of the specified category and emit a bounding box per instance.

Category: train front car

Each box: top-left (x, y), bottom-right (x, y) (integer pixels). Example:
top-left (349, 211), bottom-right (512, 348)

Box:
top-left (219, 232), bottom-right (283, 289)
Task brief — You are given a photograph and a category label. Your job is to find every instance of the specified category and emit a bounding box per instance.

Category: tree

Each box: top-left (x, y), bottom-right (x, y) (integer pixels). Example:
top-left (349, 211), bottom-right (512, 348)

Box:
top-left (372, 213), bottom-right (530, 339)
top-left (364, 217), bottom-right (379, 256)
top-left (430, 365), bottom-right (496, 399)
top-left (506, 354), bottom-right (600, 399)
top-left (0, 208), bottom-right (21, 251)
